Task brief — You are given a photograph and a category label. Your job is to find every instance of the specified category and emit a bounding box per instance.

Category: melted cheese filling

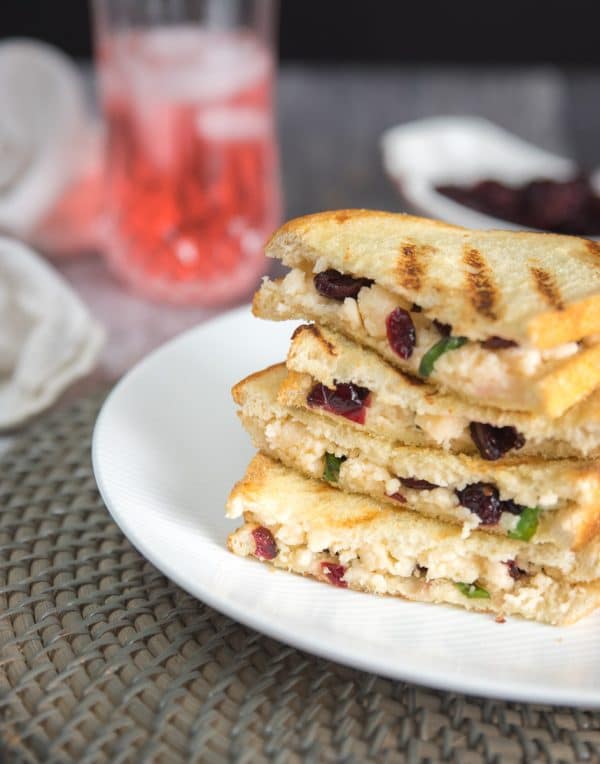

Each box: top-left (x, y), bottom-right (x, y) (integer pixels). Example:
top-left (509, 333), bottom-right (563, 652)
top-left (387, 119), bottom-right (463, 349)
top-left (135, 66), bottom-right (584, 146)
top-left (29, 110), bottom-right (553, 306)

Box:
top-left (280, 268), bottom-right (579, 400)
top-left (231, 521), bottom-right (528, 594)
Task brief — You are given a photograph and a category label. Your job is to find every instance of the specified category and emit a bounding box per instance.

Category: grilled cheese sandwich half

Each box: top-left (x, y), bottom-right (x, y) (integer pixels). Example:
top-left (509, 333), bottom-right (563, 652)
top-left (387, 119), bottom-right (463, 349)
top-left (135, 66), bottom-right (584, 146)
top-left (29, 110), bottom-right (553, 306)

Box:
top-left (227, 455), bottom-right (600, 625)
top-left (254, 210), bottom-right (600, 416)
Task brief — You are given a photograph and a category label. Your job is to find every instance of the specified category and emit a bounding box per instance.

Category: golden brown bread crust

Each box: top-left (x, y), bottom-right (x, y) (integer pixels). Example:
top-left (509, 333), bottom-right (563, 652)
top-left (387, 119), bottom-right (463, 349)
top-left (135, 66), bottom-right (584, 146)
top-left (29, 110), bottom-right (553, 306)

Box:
top-left (536, 343), bottom-right (600, 418)
top-left (265, 209), bottom-right (600, 348)
top-left (578, 510), bottom-right (600, 550)
top-left (264, 208), bottom-right (464, 244)
top-left (228, 452), bottom-right (383, 529)
top-left (290, 323), bottom-right (338, 357)
top-left (529, 293), bottom-right (600, 346)
top-left (231, 363), bottom-right (286, 406)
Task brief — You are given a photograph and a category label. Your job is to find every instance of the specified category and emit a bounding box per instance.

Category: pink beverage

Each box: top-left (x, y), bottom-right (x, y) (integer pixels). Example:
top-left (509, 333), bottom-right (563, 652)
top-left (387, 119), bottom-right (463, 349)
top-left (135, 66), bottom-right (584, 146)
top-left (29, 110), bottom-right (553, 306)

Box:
top-left (96, 27), bottom-right (281, 304)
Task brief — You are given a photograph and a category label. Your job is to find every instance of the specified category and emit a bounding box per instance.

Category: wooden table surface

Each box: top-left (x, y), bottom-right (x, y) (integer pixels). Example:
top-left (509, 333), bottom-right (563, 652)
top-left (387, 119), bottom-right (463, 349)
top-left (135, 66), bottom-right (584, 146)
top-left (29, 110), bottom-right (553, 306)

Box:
top-left (45, 65), bottom-right (592, 399)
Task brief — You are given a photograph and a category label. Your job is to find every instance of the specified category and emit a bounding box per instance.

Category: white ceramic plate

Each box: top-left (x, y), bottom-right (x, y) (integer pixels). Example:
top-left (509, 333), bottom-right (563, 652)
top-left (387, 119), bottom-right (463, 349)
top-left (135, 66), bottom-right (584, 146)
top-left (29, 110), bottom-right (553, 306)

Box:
top-left (92, 306), bottom-right (600, 707)
top-left (381, 116), bottom-right (599, 236)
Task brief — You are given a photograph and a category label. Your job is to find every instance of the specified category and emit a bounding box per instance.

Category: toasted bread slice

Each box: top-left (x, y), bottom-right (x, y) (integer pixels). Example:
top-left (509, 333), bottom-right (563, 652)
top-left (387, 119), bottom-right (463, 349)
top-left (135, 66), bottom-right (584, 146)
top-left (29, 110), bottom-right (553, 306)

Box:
top-left (254, 268), bottom-right (600, 417)
top-left (233, 363), bottom-right (600, 558)
top-left (282, 323), bottom-right (600, 460)
top-left (265, 210), bottom-right (600, 347)
top-left (227, 455), bottom-right (600, 625)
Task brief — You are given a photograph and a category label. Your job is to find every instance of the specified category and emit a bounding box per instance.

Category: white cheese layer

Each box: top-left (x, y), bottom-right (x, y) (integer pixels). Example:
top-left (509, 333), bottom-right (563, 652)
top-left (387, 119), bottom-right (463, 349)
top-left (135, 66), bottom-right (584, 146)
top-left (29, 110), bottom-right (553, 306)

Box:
top-left (280, 268), bottom-right (579, 402)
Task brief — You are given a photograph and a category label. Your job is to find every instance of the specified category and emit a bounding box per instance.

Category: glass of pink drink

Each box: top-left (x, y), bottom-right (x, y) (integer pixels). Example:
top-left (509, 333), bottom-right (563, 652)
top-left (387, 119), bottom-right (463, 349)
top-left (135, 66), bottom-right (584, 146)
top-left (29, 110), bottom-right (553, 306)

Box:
top-left (92, 0), bottom-right (281, 305)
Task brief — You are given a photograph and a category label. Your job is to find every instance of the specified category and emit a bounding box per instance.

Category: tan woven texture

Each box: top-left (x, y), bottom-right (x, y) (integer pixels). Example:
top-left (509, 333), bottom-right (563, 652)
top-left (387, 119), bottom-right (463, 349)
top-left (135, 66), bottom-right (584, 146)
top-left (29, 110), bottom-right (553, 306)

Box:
top-left (1, 395), bottom-right (600, 763)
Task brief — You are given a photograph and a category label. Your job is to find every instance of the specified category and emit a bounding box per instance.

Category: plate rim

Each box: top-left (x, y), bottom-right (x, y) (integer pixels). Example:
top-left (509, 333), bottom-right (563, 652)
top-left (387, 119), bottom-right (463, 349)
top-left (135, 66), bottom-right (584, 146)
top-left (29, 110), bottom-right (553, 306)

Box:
top-left (92, 305), bottom-right (600, 709)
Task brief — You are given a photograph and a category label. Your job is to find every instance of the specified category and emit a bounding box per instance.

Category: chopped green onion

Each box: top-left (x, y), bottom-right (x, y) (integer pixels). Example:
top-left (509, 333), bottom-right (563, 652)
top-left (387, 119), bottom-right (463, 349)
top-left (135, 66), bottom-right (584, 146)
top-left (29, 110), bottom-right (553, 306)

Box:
top-left (508, 507), bottom-right (540, 542)
top-left (418, 336), bottom-right (468, 377)
top-left (454, 582), bottom-right (491, 599)
top-left (323, 452), bottom-right (346, 482)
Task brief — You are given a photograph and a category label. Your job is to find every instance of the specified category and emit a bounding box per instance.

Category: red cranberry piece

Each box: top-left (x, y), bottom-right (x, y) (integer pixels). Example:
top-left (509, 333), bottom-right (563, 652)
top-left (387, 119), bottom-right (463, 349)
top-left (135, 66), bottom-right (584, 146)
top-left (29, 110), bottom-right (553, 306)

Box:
top-left (389, 492), bottom-right (406, 503)
top-left (436, 184), bottom-right (474, 208)
top-left (433, 319), bottom-right (452, 337)
top-left (314, 269), bottom-right (373, 301)
top-left (400, 477), bottom-right (438, 491)
top-left (523, 178), bottom-right (589, 230)
top-left (500, 499), bottom-right (524, 516)
top-left (307, 381), bottom-right (371, 424)
top-left (321, 561), bottom-right (347, 588)
top-left (469, 422), bottom-right (526, 461)
top-left (472, 180), bottom-right (521, 219)
top-left (438, 181), bottom-right (520, 219)
top-left (456, 482), bottom-right (502, 526)
top-left (503, 560), bottom-right (527, 580)
top-left (386, 307), bottom-right (416, 359)
top-left (437, 176), bottom-right (600, 236)
top-left (252, 526), bottom-right (277, 560)
top-left (481, 336), bottom-right (519, 350)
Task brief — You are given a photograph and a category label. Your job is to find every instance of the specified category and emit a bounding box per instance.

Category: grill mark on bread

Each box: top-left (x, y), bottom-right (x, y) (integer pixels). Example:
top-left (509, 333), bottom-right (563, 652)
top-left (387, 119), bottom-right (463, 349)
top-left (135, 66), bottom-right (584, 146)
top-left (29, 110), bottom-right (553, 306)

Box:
top-left (585, 240), bottom-right (600, 257)
top-left (335, 211), bottom-right (352, 223)
top-left (463, 247), bottom-right (498, 320)
top-left (583, 240), bottom-right (600, 270)
top-left (397, 242), bottom-right (431, 291)
top-left (530, 266), bottom-right (564, 310)
top-left (292, 324), bottom-right (337, 355)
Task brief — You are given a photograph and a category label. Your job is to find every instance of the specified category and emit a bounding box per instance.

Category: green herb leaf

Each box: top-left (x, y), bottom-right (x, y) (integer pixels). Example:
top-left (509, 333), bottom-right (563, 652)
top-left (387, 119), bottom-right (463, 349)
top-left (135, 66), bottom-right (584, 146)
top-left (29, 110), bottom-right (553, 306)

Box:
top-left (508, 507), bottom-right (540, 541)
top-left (323, 452), bottom-right (346, 482)
top-left (454, 582), bottom-right (491, 599)
top-left (418, 336), bottom-right (468, 377)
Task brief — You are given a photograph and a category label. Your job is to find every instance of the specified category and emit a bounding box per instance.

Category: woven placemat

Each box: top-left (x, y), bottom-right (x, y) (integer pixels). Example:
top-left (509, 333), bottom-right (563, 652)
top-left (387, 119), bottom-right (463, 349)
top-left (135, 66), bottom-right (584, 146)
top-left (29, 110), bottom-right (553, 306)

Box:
top-left (1, 395), bottom-right (600, 764)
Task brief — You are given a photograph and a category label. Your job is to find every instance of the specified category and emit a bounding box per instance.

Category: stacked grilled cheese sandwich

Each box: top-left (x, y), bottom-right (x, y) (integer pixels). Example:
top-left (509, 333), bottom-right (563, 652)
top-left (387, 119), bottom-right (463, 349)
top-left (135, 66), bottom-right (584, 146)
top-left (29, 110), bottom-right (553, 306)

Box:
top-left (227, 210), bottom-right (600, 625)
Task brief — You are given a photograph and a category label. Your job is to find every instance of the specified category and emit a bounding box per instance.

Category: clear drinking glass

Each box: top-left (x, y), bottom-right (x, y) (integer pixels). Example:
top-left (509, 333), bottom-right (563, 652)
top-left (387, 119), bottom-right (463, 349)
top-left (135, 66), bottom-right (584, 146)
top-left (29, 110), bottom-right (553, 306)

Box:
top-left (91, 0), bottom-right (281, 305)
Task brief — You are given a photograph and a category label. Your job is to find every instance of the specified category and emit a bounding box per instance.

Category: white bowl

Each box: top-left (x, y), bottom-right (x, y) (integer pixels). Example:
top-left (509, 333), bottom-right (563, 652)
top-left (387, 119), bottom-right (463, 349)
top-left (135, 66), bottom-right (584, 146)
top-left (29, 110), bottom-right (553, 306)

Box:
top-left (381, 115), bottom-right (587, 233)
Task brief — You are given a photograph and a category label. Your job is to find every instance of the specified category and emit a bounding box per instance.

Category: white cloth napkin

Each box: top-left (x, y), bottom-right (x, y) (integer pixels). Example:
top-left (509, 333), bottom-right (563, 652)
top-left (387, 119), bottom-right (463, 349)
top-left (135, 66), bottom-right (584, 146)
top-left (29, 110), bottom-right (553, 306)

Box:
top-left (0, 236), bottom-right (104, 430)
top-left (0, 39), bottom-right (97, 247)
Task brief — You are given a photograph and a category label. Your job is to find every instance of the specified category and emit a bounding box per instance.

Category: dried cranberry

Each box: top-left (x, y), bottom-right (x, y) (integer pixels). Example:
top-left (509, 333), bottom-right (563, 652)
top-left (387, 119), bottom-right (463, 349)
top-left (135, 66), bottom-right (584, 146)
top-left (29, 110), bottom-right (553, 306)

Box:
top-left (400, 477), bottom-right (438, 491)
top-left (474, 180), bottom-right (521, 218)
top-left (307, 381), bottom-right (371, 424)
top-left (469, 422), bottom-right (526, 461)
top-left (389, 492), bottom-right (406, 503)
top-left (456, 482), bottom-right (502, 525)
top-left (252, 527), bottom-right (277, 560)
top-left (523, 178), bottom-right (589, 231)
top-left (386, 307), bottom-right (416, 359)
top-left (321, 562), bottom-right (347, 588)
top-left (438, 180), bottom-right (519, 220)
top-left (504, 560), bottom-right (527, 580)
top-left (436, 176), bottom-right (600, 236)
top-left (500, 499), bottom-right (524, 516)
top-left (433, 319), bottom-right (452, 337)
top-left (481, 336), bottom-right (519, 350)
top-left (314, 269), bottom-right (373, 301)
